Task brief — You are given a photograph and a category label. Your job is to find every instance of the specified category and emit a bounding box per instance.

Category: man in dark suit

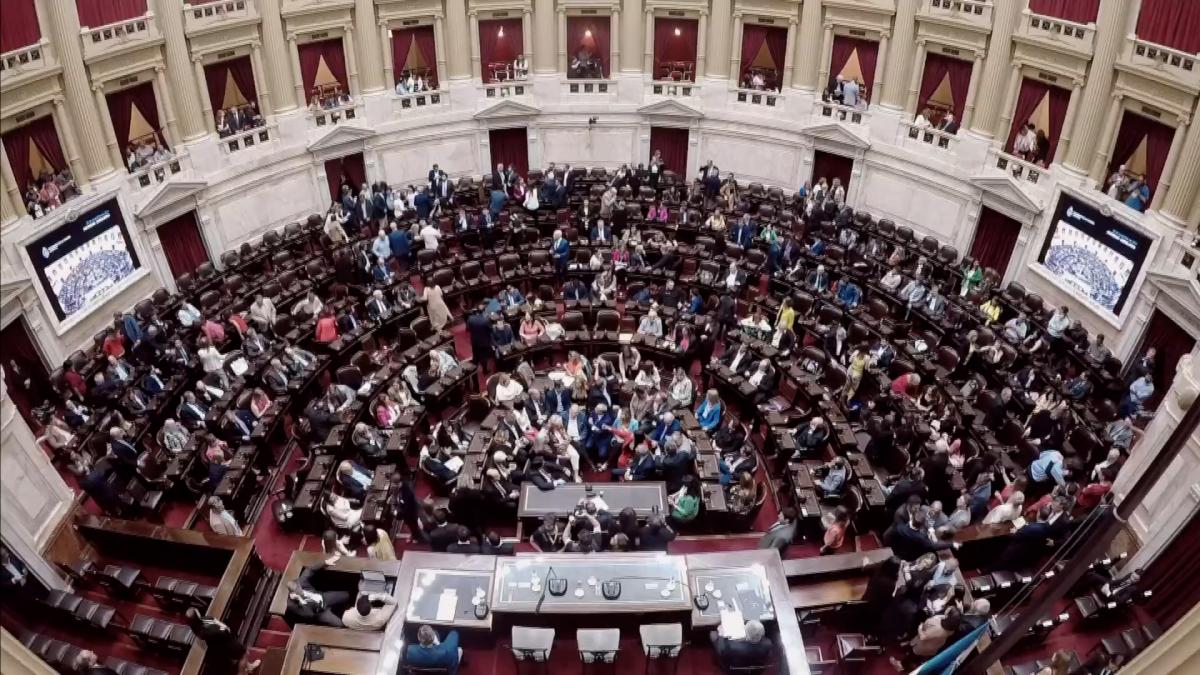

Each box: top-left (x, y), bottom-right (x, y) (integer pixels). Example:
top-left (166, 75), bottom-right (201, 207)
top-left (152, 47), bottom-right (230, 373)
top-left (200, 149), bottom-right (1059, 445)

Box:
top-left (884, 512), bottom-right (957, 561)
top-left (939, 112), bottom-right (960, 134)
top-left (757, 507), bottom-right (797, 553)
top-left (446, 527), bottom-right (481, 554)
top-left (428, 509), bottom-right (461, 552)
top-left (414, 188), bottom-right (432, 221)
top-left (405, 625), bottom-right (461, 675)
top-left (178, 392), bottom-right (210, 429)
top-left (336, 460), bottom-right (373, 501)
top-left (712, 620), bottom-right (774, 669)
top-left (544, 380), bottom-right (571, 418)
top-left (108, 428), bottom-right (140, 467)
top-left (480, 531), bottom-right (515, 555)
top-left (729, 215), bottom-right (757, 248)
top-left (285, 560), bottom-right (353, 627)
top-left (466, 304), bottom-right (493, 371)
top-left (637, 515), bottom-right (677, 551)
top-left (428, 164), bottom-right (441, 189)
top-left (989, 502), bottom-right (1070, 572)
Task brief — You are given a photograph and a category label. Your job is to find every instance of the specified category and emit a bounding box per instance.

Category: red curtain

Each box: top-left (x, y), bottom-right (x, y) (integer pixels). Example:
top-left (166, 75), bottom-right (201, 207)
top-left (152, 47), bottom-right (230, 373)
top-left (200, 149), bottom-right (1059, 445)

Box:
top-left (75, 0), bottom-right (147, 27)
top-left (649, 127), bottom-right (689, 175)
top-left (739, 25), bottom-right (787, 85)
top-left (298, 38), bottom-right (348, 96)
top-left (158, 212), bottom-right (210, 278)
top-left (1136, 310), bottom-right (1196, 409)
top-left (969, 207), bottom-right (1022, 275)
top-left (567, 16), bottom-right (611, 78)
top-left (0, 318), bottom-right (49, 424)
top-left (829, 36), bottom-right (880, 97)
top-left (105, 82), bottom-right (165, 158)
top-left (203, 56), bottom-right (258, 113)
top-left (1143, 510), bottom-right (1200, 629)
top-left (1135, 0), bottom-right (1200, 54)
top-left (653, 18), bottom-right (698, 79)
top-left (811, 151), bottom-right (854, 194)
top-left (392, 26), bottom-right (439, 87)
top-left (325, 153), bottom-right (367, 202)
top-left (1108, 110), bottom-right (1177, 192)
top-left (1027, 0), bottom-right (1100, 24)
top-left (918, 53), bottom-right (973, 120)
top-left (479, 19), bottom-right (523, 83)
top-left (2, 115), bottom-right (66, 192)
top-left (1004, 78), bottom-right (1071, 161)
top-left (1, 0), bottom-right (40, 53)
top-left (489, 128), bottom-right (528, 179)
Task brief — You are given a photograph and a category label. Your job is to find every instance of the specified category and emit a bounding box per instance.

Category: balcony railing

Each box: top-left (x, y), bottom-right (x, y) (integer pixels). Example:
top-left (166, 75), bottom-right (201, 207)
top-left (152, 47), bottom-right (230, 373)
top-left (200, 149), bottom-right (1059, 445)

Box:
top-left (183, 0), bottom-right (257, 35)
top-left (391, 89), bottom-right (447, 113)
top-left (80, 12), bottom-right (160, 62)
top-left (308, 101), bottom-right (360, 128)
top-left (1016, 8), bottom-right (1095, 57)
top-left (899, 122), bottom-right (957, 151)
top-left (218, 124), bottom-right (273, 153)
top-left (1122, 36), bottom-right (1199, 90)
top-left (733, 88), bottom-right (783, 109)
top-left (564, 79), bottom-right (614, 95)
top-left (990, 148), bottom-right (1045, 185)
top-left (0, 39), bottom-right (56, 88)
top-left (482, 80), bottom-right (531, 99)
top-left (924, 0), bottom-right (994, 29)
top-left (813, 100), bottom-right (870, 125)
top-left (648, 80), bottom-right (699, 98)
top-left (129, 152), bottom-right (188, 190)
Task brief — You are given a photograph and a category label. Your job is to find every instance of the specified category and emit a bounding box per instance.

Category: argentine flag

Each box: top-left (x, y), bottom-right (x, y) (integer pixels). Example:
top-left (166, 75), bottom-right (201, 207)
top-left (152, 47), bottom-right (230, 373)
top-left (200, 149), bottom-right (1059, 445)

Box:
top-left (909, 622), bottom-right (991, 675)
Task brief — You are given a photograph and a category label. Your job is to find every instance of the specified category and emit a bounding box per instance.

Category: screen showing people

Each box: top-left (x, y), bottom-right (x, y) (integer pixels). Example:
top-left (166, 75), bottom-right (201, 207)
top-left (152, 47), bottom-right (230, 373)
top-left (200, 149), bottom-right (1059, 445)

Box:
top-left (26, 199), bottom-right (141, 321)
top-left (1037, 194), bottom-right (1151, 316)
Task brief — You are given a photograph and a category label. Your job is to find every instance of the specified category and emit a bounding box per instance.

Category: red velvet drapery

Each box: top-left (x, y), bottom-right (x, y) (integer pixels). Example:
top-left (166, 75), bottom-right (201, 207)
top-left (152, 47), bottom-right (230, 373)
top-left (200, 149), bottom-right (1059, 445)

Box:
top-left (324, 153), bottom-right (367, 202)
top-left (918, 53), bottom-right (973, 120)
top-left (2, 115), bottom-right (67, 191)
top-left (0, 318), bottom-right (49, 425)
top-left (829, 36), bottom-right (880, 97)
top-left (391, 26), bottom-right (439, 87)
top-left (1135, 310), bottom-right (1196, 409)
top-left (105, 82), bottom-right (165, 158)
top-left (479, 19), bottom-right (523, 83)
top-left (649, 127), bottom-right (689, 176)
top-left (1109, 110), bottom-right (1177, 192)
top-left (489, 128), bottom-right (528, 179)
top-left (811, 151), bottom-right (854, 194)
top-left (969, 207), bottom-right (1022, 276)
top-left (1027, 0), bottom-right (1100, 24)
top-left (653, 18), bottom-right (698, 80)
top-left (1, 0), bottom-right (40, 53)
top-left (1143, 510), bottom-right (1200, 629)
top-left (75, 0), bottom-right (147, 27)
top-left (158, 211), bottom-right (210, 279)
top-left (298, 38), bottom-right (348, 96)
top-left (203, 56), bottom-right (258, 113)
top-left (1135, 0), bottom-right (1200, 54)
top-left (739, 25), bottom-right (787, 86)
top-left (1004, 78), bottom-right (1071, 163)
top-left (566, 16), bottom-right (611, 78)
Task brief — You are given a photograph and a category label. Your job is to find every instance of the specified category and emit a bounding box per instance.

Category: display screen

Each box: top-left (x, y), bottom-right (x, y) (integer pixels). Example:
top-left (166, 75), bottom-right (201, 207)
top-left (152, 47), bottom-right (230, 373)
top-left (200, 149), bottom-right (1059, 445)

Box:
top-left (25, 199), bottom-right (141, 321)
top-left (1037, 193), bottom-right (1151, 316)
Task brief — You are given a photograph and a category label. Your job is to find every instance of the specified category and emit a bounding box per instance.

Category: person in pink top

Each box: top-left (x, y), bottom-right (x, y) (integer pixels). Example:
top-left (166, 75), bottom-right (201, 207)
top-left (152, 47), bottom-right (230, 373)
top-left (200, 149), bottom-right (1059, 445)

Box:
top-left (891, 372), bottom-right (921, 398)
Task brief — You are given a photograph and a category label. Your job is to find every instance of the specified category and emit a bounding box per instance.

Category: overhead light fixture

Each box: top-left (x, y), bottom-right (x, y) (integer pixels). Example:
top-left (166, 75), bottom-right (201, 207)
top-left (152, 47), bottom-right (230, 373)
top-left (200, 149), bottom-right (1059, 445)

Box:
top-left (584, 29), bottom-right (592, 38)
top-left (674, 27), bottom-right (681, 36)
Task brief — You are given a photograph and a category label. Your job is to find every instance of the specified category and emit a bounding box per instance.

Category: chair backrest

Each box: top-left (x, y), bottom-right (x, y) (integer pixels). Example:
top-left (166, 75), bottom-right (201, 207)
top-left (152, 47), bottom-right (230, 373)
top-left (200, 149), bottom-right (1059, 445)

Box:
top-left (561, 311), bottom-right (585, 331)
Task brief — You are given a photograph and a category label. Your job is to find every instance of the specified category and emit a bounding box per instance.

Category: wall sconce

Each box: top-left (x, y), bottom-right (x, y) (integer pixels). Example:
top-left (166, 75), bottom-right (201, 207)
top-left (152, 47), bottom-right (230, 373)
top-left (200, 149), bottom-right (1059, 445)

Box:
top-left (498, 26), bottom-right (505, 37)
top-left (674, 28), bottom-right (681, 36)
top-left (584, 29), bottom-right (592, 38)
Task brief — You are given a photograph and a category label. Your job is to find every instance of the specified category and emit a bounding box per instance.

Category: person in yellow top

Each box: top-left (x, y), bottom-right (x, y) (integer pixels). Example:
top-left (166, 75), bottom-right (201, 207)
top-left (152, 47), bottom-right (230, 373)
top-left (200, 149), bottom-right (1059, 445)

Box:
top-left (775, 297), bottom-right (796, 332)
top-left (979, 295), bottom-right (1002, 325)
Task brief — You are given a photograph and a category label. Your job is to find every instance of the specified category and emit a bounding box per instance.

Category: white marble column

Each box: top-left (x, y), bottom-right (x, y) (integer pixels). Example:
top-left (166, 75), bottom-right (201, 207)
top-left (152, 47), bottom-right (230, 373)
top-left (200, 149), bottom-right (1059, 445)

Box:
top-left (1159, 114), bottom-right (1200, 222)
top-left (522, 9), bottom-right (534, 64)
top-left (556, 9), bottom-right (568, 74)
top-left (1064, 0), bottom-right (1132, 176)
top-left (705, 0), bottom-right (732, 79)
top-left (619, 0), bottom-right (642, 73)
top-left (1116, 353), bottom-right (1200, 570)
top-left (968, 0), bottom-right (1021, 136)
top-left (816, 23), bottom-right (834, 94)
top-left (381, 23), bottom-right (395, 89)
top-left (880, 0), bottom-right (922, 110)
top-left (92, 84), bottom-right (124, 170)
top-left (433, 16), bottom-right (450, 86)
top-left (792, 0), bottom-right (824, 92)
top-left (610, 9), bottom-right (621, 74)
top-left (1149, 115), bottom-right (1191, 212)
top-left (288, 36), bottom-right (306, 108)
top-left (468, 12), bottom-right (481, 80)
top-left (1090, 92), bottom-right (1126, 181)
top-left (696, 12), bottom-right (708, 79)
top-left (353, 0), bottom-right (384, 93)
top-left (444, 0), bottom-right (471, 80)
top-left (871, 32), bottom-right (889, 105)
top-left (904, 40), bottom-right (927, 116)
top-left (994, 64), bottom-right (1024, 144)
top-left (533, 0), bottom-right (557, 74)
top-left (193, 56), bottom-right (215, 132)
top-left (151, 0), bottom-right (206, 142)
top-left (343, 27), bottom-right (361, 96)
top-left (257, 0), bottom-right (295, 114)
top-left (154, 66), bottom-right (181, 147)
top-left (1, 151), bottom-right (25, 220)
top-left (729, 14), bottom-right (745, 86)
top-left (643, 9), bottom-right (654, 75)
top-left (249, 42), bottom-right (273, 117)
top-left (51, 97), bottom-right (87, 191)
top-left (961, 53), bottom-right (985, 128)
top-left (782, 18), bottom-right (798, 89)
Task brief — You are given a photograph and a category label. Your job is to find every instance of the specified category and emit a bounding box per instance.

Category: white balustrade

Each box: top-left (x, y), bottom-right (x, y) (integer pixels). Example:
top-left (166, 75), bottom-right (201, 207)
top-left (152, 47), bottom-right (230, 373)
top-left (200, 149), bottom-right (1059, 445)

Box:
top-left (647, 81), bottom-right (699, 98)
top-left (183, 0), bottom-right (257, 35)
top-left (899, 122), bottom-right (957, 151)
top-left (813, 100), bottom-right (870, 126)
top-left (988, 148), bottom-right (1046, 185)
top-left (0, 40), bottom-right (56, 87)
top-left (481, 80), bottom-right (533, 99)
top-left (128, 151), bottom-right (189, 190)
top-left (564, 79), bottom-right (615, 96)
top-left (924, 0), bottom-right (994, 28)
top-left (80, 12), bottom-right (161, 62)
top-left (733, 88), bottom-right (784, 109)
top-left (1016, 8), bottom-right (1096, 57)
top-left (308, 102), bottom-right (361, 128)
top-left (1123, 36), bottom-right (1200, 91)
top-left (218, 124), bottom-right (274, 153)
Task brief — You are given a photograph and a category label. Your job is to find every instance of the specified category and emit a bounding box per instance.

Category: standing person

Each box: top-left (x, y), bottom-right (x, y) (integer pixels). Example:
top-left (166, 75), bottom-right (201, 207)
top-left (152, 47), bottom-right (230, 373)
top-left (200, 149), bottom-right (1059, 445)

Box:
top-left (757, 507), bottom-right (797, 554)
top-left (405, 625), bottom-right (462, 674)
top-left (185, 608), bottom-right (256, 672)
top-left (423, 284), bottom-right (452, 332)
top-left (466, 304), bottom-right (493, 372)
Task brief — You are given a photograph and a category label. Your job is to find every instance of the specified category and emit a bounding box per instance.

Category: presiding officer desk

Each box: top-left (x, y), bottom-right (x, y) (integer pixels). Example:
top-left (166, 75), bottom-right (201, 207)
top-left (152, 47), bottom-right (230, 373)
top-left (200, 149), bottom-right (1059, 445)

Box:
top-left (272, 549), bottom-right (809, 674)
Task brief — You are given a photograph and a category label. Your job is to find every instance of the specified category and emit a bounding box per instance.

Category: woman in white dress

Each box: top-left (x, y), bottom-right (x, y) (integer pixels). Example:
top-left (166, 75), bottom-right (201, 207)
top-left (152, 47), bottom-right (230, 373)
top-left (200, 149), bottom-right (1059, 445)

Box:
top-left (422, 284), bottom-right (452, 331)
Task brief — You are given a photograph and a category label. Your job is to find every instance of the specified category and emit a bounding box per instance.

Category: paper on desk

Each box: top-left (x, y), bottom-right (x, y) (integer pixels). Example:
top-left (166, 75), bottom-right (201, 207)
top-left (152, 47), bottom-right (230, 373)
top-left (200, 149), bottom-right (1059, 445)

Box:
top-left (444, 456), bottom-right (464, 472)
top-left (719, 608), bottom-right (746, 639)
top-left (619, 333), bottom-right (634, 343)
top-left (436, 590), bottom-right (458, 621)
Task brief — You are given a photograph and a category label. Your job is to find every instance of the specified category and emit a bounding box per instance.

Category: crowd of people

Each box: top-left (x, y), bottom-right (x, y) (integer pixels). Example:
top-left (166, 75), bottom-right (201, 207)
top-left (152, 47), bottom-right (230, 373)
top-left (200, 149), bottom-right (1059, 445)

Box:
top-left (215, 102), bottom-right (265, 138)
top-left (124, 137), bottom-right (172, 173)
top-left (1104, 164), bottom-right (1152, 213)
top-left (21, 167), bottom-right (79, 219)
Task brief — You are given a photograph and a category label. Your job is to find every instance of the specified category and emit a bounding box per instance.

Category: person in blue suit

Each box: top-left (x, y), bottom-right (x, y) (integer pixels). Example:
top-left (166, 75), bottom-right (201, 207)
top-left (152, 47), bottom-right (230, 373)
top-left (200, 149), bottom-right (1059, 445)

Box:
top-left (585, 403), bottom-right (616, 468)
top-left (729, 214), bottom-right (757, 248)
top-left (500, 285), bottom-right (525, 308)
top-left (405, 625), bottom-right (461, 675)
top-left (544, 381), bottom-right (571, 418)
top-left (551, 229), bottom-right (570, 276)
top-left (414, 188), bottom-right (433, 221)
top-left (649, 412), bottom-right (681, 446)
top-left (695, 389), bottom-right (722, 432)
top-left (337, 460), bottom-right (373, 501)
top-left (388, 224), bottom-right (410, 265)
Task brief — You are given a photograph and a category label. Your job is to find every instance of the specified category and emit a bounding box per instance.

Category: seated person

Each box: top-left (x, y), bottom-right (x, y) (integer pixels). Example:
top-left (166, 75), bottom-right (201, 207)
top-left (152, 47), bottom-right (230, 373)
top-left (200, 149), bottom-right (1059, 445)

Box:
top-left (351, 422), bottom-right (386, 465)
top-left (337, 460), bottom-right (373, 501)
top-left (285, 559), bottom-right (353, 627)
top-left (814, 456), bottom-right (848, 496)
top-left (341, 593), bottom-right (396, 631)
top-left (711, 620), bottom-right (773, 670)
top-left (404, 625), bottom-right (462, 675)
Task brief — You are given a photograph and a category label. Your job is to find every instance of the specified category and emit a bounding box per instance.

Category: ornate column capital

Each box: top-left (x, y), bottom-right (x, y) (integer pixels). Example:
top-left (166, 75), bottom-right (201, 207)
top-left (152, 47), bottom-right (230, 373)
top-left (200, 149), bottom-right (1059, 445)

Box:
top-left (154, 63), bottom-right (167, 73)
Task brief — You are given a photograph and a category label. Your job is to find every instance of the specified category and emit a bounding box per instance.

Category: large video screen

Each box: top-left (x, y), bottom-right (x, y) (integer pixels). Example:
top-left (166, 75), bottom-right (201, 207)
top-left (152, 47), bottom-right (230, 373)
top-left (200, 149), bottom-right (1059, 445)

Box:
top-left (1037, 193), bottom-right (1151, 316)
top-left (25, 199), bottom-right (141, 321)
